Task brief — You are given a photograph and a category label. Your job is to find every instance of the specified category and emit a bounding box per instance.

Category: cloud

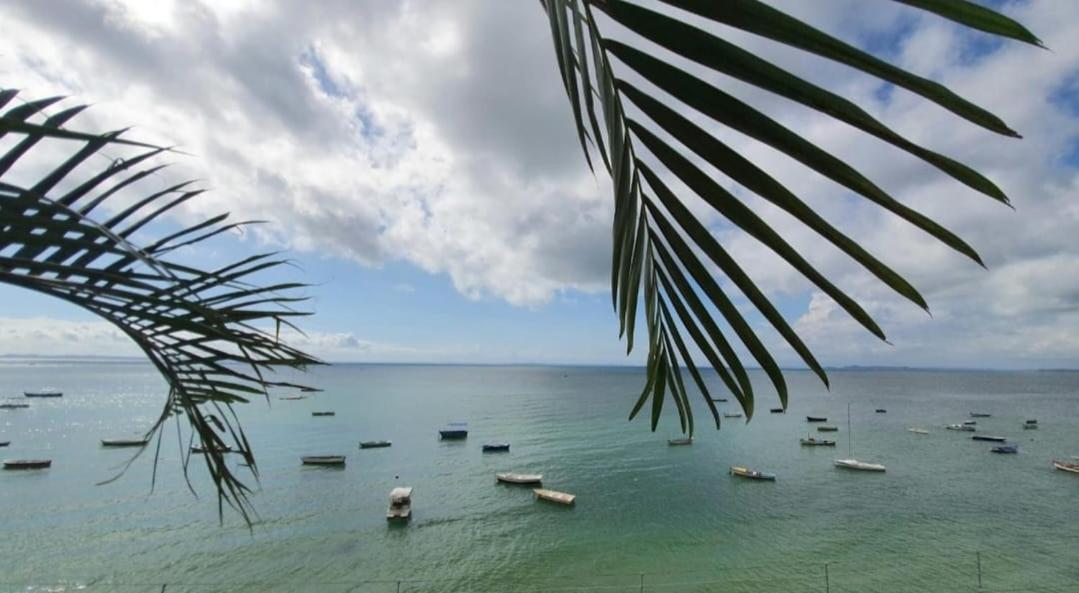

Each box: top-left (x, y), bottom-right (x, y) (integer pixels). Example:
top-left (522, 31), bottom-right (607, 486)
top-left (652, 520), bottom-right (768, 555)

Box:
top-left (2, 0), bottom-right (1079, 367)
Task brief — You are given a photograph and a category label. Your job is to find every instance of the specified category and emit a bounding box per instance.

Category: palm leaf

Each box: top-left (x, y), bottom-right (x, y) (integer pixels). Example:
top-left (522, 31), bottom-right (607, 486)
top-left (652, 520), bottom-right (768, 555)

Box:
top-left (0, 88), bottom-right (319, 523)
top-left (541, 0), bottom-right (1035, 432)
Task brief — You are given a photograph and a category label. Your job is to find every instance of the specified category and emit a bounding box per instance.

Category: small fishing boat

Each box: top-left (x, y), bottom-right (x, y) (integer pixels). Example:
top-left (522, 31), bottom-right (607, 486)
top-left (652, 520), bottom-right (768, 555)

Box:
top-left (991, 444), bottom-right (1018, 454)
top-left (963, 420), bottom-right (977, 426)
top-left (834, 459), bottom-right (886, 472)
top-left (723, 412), bottom-right (743, 418)
top-left (817, 426), bottom-right (838, 432)
top-left (439, 422), bottom-right (468, 440)
top-left (533, 488), bottom-right (575, 505)
top-left (800, 437), bottom-right (836, 447)
top-left (301, 455), bottom-right (346, 466)
top-left (806, 416), bottom-right (827, 423)
top-left (0, 441), bottom-right (9, 447)
top-left (770, 408), bottom-right (784, 414)
top-left (711, 398), bottom-right (729, 403)
top-left (1053, 460), bottom-right (1079, 474)
top-left (0, 403), bottom-right (30, 409)
top-left (946, 424), bottom-right (976, 432)
top-left (386, 487), bottom-right (413, 522)
top-left (972, 435), bottom-right (1007, 443)
top-left (729, 466), bottom-right (776, 481)
top-left (360, 440), bottom-right (392, 449)
top-left (875, 409), bottom-right (887, 413)
top-left (191, 445), bottom-right (233, 454)
top-left (311, 411), bottom-right (335, 417)
top-left (279, 395), bottom-right (306, 401)
top-left (101, 438), bottom-right (149, 448)
top-left (482, 443), bottom-right (511, 453)
top-left (970, 412), bottom-right (991, 418)
top-left (908, 427), bottom-right (929, 435)
top-left (23, 391), bottom-right (62, 398)
top-left (496, 472), bottom-right (542, 484)
top-left (1023, 419), bottom-right (1038, 429)
top-left (3, 459), bottom-right (51, 470)
top-left (667, 437), bottom-right (693, 446)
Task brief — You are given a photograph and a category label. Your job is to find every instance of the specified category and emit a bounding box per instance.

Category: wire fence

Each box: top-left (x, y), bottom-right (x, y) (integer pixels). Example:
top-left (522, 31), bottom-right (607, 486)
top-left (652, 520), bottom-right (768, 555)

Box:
top-left (5, 550), bottom-right (1079, 593)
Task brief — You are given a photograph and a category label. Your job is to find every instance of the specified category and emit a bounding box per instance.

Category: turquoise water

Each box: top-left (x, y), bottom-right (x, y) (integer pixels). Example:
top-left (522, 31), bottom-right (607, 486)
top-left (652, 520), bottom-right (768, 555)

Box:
top-left (1, 362), bottom-right (1077, 593)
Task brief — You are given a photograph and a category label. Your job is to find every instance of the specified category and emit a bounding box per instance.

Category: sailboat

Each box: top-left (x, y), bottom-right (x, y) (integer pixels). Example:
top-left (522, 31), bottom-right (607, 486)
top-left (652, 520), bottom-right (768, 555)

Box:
top-left (834, 403), bottom-right (886, 472)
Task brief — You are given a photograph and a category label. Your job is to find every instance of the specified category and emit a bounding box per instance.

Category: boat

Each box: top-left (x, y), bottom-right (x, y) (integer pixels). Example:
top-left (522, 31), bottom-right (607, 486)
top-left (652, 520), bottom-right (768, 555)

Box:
top-left (386, 487), bottom-right (413, 522)
top-left (946, 424), bottom-right (976, 432)
top-left (0, 403), bottom-right (30, 409)
top-left (908, 427), bottom-right (929, 435)
top-left (800, 437), bottom-right (836, 447)
top-left (806, 416), bottom-right (827, 423)
top-left (817, 426), bottom-right (838, 432)
top-left (1023, 419), bottom-right (1038, 429)
top-left (834, 459), bottom-right (886, 472)
top-left (875, 409), bottom-right (887, 413)
top-left (533, 488), bottom-right (575, 505)
top-left (360, 440), bottom-right (392, 449)
top-left (834, 403), bottom-right (886, 472)
top-left (439, 427), bottom-right (468, 439)
top-left (0, 441), bottom-right (9, 447)
top-left (991, 444), bottom-right (1018, 454)
top-left (3, 459), bottom-right (51, 470)
top-left (301, 455), bottom-right (346, 466)
top-left (963, 420), bottom-right (977, 426)
top-left (1053, 460), bottom-right (1079, 474)
top-left (101, 438), bottom-right (149, 448)
top-left (311, 411), bottom-right (335, 417)
top-left (279, 395), bottom-right (306, 401)
top-left (482, 443), bottom-right (511, 453)
top-left (23, 391), bottom-right (62, 398)
top-left (496, 472), bottom-right (542, 484)
top-left (729, 466), bottom-right (776, 481)
top-left (711, 398), bottom-right (729, 403)
top-left (723, 412), bottom-right (743, 418)
top-left (970, 412), bottom-right (991, 418)
top-left (667, 437), bottom-right (693, 446)
top-left (191, 445), bottom-right (233, 454)
top-left (770, 408), bottom-right (784, 414)
top-left (972, 435), bottom-right (1007, 443)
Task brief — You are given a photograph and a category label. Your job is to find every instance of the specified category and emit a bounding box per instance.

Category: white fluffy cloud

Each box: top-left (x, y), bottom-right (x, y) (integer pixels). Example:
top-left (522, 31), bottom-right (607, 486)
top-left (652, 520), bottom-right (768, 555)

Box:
top-left (2, 1), bottom-right (1079, 367)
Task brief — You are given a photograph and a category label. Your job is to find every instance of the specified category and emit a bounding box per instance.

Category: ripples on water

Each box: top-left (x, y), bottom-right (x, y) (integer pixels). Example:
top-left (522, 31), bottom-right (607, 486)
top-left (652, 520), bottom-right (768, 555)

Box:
top-left (1, 362), bottom-right (1077, 592)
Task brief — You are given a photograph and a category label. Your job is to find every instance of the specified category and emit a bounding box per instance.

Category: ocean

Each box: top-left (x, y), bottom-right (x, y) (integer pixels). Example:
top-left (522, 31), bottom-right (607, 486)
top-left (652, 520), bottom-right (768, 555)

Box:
top-left (1, 362), bottom-right (1077, 592)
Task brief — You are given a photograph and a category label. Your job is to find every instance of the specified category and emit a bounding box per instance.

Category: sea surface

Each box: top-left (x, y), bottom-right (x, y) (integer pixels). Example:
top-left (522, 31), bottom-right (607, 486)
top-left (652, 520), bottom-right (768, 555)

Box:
top-left (1, 362), bottom-right (1077, 593)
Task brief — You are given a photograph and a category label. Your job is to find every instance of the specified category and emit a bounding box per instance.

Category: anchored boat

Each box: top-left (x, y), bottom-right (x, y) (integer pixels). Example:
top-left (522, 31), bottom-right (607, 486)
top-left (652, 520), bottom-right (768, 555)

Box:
top-left (301, 455), bottom-right (345, 467)
top-left (1023, 419), bottom-right (1038, 429)
top-left (0, 403), bottom-right (30, 409)
top-left (360, 440), bottom-right (392, 449)
top-left (946, 424), bottom-right (976, 432)
top-left (439, 422), bottom-right (468, 440)
top-left (970, 412), bottom-right (991, 418)
top-left (24, 391), bottom-right (61, 398)
top-left (806, 416), bottom-right (827, 423)
top-left (1053, 460), bottom-right (1079, 474)
top-left (387, 487), bottom-right (413, 522)
top-left (482, 443), bottom-right (511, 453)
top-left (991, 444), bottom-right (1018, 454)
top-left (875, 409), bottom-right (887, 414)
top-left (972, 435), bottom-right (1007, 443)
top-left (817, 426), bottom-right (838, 432)
top-left (834, 403), bottom-right (886, 472)
top-left (191, 445), bottom-right (233, 454)
top-left (3, 459), bottom-right (51, 470)
top-left (723, 412), bottom-right (743, 419)
top-left (908, 427), bottom-right (929, 435)
top-left (0, 441), bottom-right (9, 447)
top-left (496, 472), bottom-right (542, 485)
top-left (312, 411), bottom-right (335, 417)
top-left (770, 408), bottom-right (785, 414)
top-left (101, 438), bottom-right (149, 448)
top-left (667, 437), bottom-right (693, 446)
top-left (729, 466), bottom-right (776, 481)
top-left (533, 488), bottom-right (575, 505)
top-left (800, 437), bottom-right (836, 447)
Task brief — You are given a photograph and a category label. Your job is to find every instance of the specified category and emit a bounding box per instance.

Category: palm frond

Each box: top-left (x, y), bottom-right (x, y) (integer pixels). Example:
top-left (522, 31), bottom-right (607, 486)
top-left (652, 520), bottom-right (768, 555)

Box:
top-left (541, 0), bottom-right (1036, 432)
top-left (0, 88), bottom-right (320, 523)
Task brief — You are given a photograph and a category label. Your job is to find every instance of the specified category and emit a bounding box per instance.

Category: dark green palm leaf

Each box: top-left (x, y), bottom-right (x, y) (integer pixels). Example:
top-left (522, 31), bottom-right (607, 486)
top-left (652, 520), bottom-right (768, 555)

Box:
top-left (0, 89), bottom-right (319, 523)
top-left (541, 0), bottom-right (1032, 433)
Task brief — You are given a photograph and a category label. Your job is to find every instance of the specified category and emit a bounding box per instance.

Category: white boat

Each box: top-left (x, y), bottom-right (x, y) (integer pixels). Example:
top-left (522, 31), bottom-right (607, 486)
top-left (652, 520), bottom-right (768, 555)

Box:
top-left (834, 403), bottom-right (886, 472)
top-left (387, 487), bottom-right (413, 521)
top-left (908, 427), bottom-right (929, 435)
top-left (533, 488), bottom-right (575, 505)
top-left (1052, 460), bottom-right (1079, 474)
top-left (667, 437), bottom-right (693, 446)
top-left (834, 459), bottom-right (886, 472)
top-left (496, 472), bottom-right (542, 484)
top-left (946, 423), bottom-right (976, 432)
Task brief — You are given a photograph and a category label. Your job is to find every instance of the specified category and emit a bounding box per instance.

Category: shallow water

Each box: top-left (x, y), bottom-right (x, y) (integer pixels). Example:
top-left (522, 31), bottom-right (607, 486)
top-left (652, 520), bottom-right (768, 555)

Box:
top-left (1, 362), bottom-right (1077, 592)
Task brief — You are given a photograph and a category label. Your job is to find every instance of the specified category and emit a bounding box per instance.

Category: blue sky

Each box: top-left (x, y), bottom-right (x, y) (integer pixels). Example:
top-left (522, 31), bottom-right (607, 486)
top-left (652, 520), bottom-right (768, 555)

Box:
top-left (2, 0), bottom-right (1079, 369)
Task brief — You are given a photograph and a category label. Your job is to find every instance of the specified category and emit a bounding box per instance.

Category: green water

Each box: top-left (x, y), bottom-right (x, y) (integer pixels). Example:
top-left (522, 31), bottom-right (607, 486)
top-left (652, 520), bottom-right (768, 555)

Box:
top-left (1, 362), bottom-right (1077, 592)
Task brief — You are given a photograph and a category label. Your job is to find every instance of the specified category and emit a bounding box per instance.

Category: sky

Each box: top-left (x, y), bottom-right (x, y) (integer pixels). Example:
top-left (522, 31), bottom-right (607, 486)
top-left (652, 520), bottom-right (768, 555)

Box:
top-left (1, 0), bottom-right (1078, 369)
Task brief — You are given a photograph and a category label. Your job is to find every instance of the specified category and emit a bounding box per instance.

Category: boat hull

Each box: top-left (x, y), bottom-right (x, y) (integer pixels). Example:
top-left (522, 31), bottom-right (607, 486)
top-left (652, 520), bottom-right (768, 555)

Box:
top-left (23, 392), bottom-right (61, 398)
top-left (101, 439), bottom-right (149, 448)
top-left (482, 444), bottom-right (510, 452)
top-left (667, 438), bottom-right (693, 446)
top-left (439, 430), bottom-right (468, 440)
top-left (1053, 460), bottom-right (1079, 474)
top-left (360, 441), bottom-right (392, 449)
top-left (533, 488), bottom-right (575, 505)
top-left (301, 456), bottom-right (346, 466)
top-left (817, 426), bottom-right (838, 432)
top-left (3, 459), bottom-right (51, 470)
top-left (496, 472), bottom-right (542, 484)
top-left (972, 435), bottom-right (1007, 443)
top-left (834, 459), bottom-right (886, 472)
top-left (806, 416), bottom-right (827, 423)
top-left (800, 439), bottom-right (836, 447)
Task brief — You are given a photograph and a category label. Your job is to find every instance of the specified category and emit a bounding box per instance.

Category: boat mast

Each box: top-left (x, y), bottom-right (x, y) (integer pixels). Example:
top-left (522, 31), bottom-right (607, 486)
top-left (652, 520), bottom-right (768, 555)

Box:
top-left (847, 402), bottom-right (853, 458)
